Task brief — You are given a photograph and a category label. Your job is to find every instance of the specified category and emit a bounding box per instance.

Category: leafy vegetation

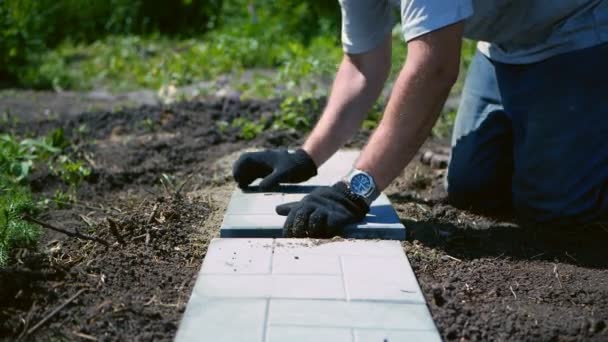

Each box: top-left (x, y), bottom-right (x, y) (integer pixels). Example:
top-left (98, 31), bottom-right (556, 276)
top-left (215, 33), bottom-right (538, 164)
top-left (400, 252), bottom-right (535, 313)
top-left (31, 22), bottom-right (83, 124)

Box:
top-left (0, 129), bottom-right (90, 265)
top-left (0, 0), bottom-right (337, 87)
top-left (1, 0), bottom-right (475, 138)
top-left (0, 179), bottom-right (40, 265)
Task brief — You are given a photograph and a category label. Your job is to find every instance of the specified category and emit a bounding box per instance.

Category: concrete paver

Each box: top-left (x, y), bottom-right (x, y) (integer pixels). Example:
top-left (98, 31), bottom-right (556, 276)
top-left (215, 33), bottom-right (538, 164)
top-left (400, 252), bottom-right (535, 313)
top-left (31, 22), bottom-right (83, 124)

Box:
top-left (221, 150), bottom-right (406, 240)
top-left (176, 239), bottom-right (440, 342)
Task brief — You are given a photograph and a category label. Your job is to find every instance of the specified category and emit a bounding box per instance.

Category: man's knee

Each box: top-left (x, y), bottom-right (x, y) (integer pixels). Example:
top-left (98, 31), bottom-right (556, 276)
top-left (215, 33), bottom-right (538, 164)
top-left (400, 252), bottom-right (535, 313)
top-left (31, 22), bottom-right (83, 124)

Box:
top-left (511, 181), bottom-right (608, 226)
top-left (446, 160), bottom-right (511, 212)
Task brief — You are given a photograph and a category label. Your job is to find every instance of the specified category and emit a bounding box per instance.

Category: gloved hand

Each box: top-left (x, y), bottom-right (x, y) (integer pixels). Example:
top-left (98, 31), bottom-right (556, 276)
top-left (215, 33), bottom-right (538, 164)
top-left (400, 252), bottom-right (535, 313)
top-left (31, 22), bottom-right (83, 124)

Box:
top-left (232, 149), bottom-right (317, 191)
top-left (276, 182), bottom-right (369, 238)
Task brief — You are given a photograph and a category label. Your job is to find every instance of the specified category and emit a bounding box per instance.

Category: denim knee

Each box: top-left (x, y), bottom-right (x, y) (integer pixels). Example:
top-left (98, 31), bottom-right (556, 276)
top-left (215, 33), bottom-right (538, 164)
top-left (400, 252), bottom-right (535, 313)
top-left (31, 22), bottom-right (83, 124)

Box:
top-left (446, 161), bottom-right (511, 211)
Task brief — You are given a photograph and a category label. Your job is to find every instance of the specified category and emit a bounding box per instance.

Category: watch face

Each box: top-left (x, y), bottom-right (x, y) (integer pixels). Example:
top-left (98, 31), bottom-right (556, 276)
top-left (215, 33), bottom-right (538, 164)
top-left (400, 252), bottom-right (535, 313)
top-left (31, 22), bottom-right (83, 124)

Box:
top-left (350, 173), bottom-right (373, 197)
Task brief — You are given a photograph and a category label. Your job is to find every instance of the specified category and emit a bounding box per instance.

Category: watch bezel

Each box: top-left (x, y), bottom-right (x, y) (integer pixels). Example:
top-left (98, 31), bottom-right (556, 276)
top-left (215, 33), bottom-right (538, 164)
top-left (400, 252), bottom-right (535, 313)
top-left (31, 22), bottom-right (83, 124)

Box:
top-left (345, 169), bottom-right (379, 201)
top-left (349, 172), bottom-right (375, 198)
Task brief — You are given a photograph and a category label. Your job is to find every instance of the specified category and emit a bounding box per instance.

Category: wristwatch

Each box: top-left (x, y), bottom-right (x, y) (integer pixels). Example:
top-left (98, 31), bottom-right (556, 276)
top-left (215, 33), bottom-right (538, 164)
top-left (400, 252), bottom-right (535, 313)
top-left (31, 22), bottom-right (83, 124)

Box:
top-left (343, 169), bottom-right (381, 206)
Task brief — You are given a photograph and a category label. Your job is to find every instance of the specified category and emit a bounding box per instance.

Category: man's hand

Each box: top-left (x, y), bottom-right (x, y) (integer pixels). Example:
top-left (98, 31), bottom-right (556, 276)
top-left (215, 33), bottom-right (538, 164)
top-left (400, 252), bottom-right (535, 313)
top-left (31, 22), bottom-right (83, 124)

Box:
top-left (276, 182), bottom-right (369, 238)
top-left (232, 149), bottom-right (317, 191)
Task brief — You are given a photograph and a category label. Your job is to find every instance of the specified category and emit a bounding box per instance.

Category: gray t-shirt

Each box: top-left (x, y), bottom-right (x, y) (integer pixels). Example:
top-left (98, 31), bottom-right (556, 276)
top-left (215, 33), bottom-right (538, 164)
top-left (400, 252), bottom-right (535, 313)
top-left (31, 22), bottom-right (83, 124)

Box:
top-left (339, 0), bottom-right (608, 63)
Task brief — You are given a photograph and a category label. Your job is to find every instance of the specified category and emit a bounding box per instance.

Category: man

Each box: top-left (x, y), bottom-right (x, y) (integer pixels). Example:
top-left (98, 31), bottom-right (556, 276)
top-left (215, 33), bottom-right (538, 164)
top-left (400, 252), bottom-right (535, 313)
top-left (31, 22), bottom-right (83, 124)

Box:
top-left (233, 0), bottom-right (608, 237)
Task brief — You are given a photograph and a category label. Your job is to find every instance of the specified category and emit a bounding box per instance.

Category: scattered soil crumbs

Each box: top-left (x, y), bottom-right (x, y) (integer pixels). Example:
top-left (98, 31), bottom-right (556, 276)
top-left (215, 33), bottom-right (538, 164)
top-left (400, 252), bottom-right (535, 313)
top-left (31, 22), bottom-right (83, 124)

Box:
top-left (1, 196), bottom-right (210, 341)
top-left (1, 95), bottom-right (607, 341)
top-left (388, 160), bottom-right (608, 341)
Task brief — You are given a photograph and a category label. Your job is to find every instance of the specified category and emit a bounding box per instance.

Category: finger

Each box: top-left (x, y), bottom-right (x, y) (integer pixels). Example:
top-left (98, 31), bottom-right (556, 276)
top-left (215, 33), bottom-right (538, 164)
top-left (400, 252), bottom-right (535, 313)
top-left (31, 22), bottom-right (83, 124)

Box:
top-left (308, 209), bottom-right (328, 238)
top-left (276, 202), bottom-right (298, 216)
top-left (289, 206), bottom-right (315, 238)
top-left (258, 170), bottom-right (285, 191)
top-left (232, 154), bottom-right (272, 188)
top-left (282, 206), bottom-right (297, 237)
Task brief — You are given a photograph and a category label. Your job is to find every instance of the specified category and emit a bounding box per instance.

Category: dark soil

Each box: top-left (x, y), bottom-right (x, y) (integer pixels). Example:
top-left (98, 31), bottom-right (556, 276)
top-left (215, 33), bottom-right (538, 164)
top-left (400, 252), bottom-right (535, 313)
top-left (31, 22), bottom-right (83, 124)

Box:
top-left (1, 94), bottom-right (607, 341)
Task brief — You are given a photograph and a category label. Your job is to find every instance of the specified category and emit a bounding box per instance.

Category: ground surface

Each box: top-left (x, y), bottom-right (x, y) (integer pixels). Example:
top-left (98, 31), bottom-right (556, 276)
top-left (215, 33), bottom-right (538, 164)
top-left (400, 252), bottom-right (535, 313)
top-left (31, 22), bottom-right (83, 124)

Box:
top-left (0, 92), bottom-right (607, 341)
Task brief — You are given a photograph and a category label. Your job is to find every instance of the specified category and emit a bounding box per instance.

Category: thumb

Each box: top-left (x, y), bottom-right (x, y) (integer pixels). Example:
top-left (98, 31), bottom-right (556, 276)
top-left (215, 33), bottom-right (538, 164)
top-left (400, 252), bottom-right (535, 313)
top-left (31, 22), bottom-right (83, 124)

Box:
top-left (258, 170), bottom-right (284, 191)
top-left (276, 202), bottom-right (298, 216)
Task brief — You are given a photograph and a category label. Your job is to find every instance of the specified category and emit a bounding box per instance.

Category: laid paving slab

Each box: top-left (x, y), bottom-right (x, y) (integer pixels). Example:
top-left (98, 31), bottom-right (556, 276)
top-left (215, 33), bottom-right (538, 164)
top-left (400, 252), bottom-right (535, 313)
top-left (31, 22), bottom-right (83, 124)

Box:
top-left (175, 239), bottom-right (439, 342)
top-left (221, 150), bottom-right (406, 240)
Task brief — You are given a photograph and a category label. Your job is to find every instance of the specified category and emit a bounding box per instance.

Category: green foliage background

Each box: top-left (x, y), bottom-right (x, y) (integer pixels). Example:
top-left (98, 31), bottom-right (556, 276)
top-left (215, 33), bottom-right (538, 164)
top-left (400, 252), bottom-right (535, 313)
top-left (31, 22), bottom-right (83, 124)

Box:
top-left (0, 0), bottom-right (340, 87)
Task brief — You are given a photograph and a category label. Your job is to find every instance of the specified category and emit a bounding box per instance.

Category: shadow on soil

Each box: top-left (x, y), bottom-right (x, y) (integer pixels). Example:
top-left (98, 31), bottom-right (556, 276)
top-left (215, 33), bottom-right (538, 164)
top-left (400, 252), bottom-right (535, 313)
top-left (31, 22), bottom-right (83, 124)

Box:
top-left (406, 218), bottom-right (608, 268)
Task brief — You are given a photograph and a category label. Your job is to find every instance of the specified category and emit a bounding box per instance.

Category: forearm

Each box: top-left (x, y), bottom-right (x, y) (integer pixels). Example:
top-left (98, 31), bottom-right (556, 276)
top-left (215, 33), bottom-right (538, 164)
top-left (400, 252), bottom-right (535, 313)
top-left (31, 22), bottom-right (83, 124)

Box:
top-left (356, 65), bottom-right (454, 190)
top-left (355, 24), bottom-right (463, 190)
top-left (303, 37), bottom-right (391, 166)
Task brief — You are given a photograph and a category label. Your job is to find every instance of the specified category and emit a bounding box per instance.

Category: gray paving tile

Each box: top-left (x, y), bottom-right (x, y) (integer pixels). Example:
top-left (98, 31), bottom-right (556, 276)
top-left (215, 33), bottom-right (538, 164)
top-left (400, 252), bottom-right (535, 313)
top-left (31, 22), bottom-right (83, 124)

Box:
top-left (194, 274), bottom-right (345, 299)
top-left (176, 239), bottom-right (439, 342)
top-left (301, 150), bottom-right (360, 186)
top-left (225, 190), bottom-right (283, 215)
top-left (268, 326), bottom-right (353, 342)
top-left (355, 330), bottom-right (442, 342)
top-left (272, 247), bottom-right (342, 275)
top-left (342, 255), bottom-right (425, 303)
top-left (269, 300), bottom-right (436, 330)
top-left (201, 238), bottom-right (274, 274)
top-left (221, 150), bottom-right (405, 240)
top-left (220, 215), bottom-right (285, 238)
top-left (274, 239), bottom-right (404, 257)
top-left (175, 297), bottom-right (267, 342)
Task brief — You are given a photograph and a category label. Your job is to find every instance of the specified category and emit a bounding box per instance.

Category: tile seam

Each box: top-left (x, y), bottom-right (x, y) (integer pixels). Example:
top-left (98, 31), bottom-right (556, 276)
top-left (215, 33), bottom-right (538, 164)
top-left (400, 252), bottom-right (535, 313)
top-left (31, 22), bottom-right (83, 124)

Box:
top-left (193, 296), bottom-right (426, 304)
top-left (339, 256), bottom-right (350, 302)
top-left (268, 323), bottom-right (437, 332)
top-left (261, 298), bottom-right (270, 342)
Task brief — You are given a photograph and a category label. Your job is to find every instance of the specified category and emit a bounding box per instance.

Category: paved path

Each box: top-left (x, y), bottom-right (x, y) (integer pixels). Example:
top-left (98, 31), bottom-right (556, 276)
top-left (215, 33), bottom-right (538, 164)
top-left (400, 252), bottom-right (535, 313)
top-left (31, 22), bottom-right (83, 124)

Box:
top-left (176, 239), bottom-right (440, 342)
top-left (176, 150), bottom-right (440, 341)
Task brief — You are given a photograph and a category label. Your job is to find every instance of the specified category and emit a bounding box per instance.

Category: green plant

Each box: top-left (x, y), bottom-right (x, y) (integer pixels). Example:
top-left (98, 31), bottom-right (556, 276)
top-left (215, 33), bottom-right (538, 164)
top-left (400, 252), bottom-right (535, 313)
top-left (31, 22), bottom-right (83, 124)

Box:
top-left (52, 190), bottom-right (73, 209)
top-left (0, 129), bottom-right (66, 183)
top-left (138, 117), bottom-right (158, 132)
top-left (231, 117), bottom-right (265, 140)
top-left (432, 109), bottom-right (457, 139)
top-left (362, 102), bottom-right (385, 131)
top-left (52, 156), bottom-right (91, 191)
top-left (0, 179), bottom-right (40, 265)
top-left (0, 128), bottom-right (89, 265)
top-left (273, 96), bottom-right (320, 131)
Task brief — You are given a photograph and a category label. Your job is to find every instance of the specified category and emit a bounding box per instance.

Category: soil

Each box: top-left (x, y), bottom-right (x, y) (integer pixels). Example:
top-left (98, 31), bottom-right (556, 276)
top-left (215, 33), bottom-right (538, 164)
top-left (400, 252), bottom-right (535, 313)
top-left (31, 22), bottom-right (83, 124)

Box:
top-left (1, 92), bottom-right (607, 341)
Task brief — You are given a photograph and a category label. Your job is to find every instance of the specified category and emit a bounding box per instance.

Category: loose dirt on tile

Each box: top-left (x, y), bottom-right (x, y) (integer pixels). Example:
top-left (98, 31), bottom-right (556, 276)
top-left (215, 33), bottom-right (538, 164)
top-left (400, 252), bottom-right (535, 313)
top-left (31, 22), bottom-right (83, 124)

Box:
top-left (1, 95), bottom-right (606, 341)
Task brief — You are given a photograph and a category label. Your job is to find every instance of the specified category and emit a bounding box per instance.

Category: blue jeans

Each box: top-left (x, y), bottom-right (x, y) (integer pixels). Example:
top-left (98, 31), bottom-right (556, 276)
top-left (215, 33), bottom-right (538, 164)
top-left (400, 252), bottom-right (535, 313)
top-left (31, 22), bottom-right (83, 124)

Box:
top-left (447, 44), bottom-right (608, 225)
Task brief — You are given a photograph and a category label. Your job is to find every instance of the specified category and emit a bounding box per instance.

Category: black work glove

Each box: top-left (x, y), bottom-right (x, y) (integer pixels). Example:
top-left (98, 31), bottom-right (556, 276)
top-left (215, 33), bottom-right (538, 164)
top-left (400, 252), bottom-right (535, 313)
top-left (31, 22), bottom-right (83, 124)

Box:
top-left (232, 149), bottom-right (317, 191)
top-left (276, 182), bottom-right (369, 238)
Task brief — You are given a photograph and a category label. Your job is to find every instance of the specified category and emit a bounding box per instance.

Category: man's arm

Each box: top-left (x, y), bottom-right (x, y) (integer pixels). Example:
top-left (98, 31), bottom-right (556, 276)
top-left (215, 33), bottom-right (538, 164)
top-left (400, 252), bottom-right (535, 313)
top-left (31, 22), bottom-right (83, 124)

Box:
top-left (302, 35), bottom-right (392, 167)
top-left (355, 22), bottom-right (464, 190)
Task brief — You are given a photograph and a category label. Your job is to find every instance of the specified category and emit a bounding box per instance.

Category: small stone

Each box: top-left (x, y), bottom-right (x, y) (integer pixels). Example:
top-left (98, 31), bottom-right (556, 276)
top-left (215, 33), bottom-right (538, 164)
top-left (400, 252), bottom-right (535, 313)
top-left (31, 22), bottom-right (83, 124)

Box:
top-left (421, 150), bottom-right (434, 164)
top-left (430, 154), bottom-right (449, 169)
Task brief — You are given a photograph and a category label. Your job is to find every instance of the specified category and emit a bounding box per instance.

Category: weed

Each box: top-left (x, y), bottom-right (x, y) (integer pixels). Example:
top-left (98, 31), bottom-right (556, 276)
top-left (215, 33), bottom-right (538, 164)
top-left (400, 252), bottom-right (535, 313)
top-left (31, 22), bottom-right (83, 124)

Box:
top-left (52, 190), bottom-right (73, 209)
top-left (231, 117), bottom-right (265, 140)
top-left (273, 96), bottom-right (320, 131)
top-left (0, 127), bottom-right (89, 265)
top-left (0, 178), bottom-right (40, 265)
top-left (433, 110), bottom-right (458, 139)
top-left (137, 117), bottom-right (158, 132)
top-left (51, 155), bottom-right (91, 192)
top-left (362, 102), bottom-right (385, 131)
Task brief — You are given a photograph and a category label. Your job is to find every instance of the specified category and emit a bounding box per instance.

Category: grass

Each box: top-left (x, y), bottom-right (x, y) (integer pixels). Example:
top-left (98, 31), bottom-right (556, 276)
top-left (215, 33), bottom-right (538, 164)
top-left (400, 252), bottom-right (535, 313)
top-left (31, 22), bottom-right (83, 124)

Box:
top-left (27, 33), bottom-right (342, 95)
